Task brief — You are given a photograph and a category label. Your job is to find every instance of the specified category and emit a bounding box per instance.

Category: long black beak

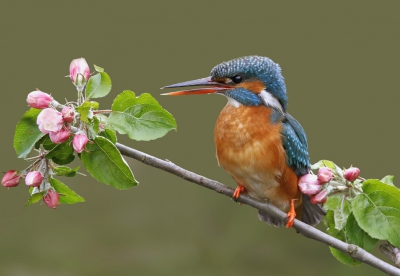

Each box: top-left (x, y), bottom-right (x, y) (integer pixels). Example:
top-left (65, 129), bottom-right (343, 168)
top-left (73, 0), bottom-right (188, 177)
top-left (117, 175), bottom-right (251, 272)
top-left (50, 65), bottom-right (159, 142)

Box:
top-left (161, 76), bottom-right (232, 96)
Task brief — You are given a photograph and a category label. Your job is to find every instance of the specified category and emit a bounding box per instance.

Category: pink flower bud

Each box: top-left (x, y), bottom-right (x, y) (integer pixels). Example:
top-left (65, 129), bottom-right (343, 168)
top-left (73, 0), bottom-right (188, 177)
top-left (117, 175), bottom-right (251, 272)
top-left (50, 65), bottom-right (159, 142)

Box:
top-left (310, 190), bottom-right (328, 204)
top-left (25, 171), bottom-right (43, 187)
top-left (61, 106), bottom-right (74, 123)
top-left (317, 167), bottom-right (334, 183)
top-left (69, 58), bottom-right (90, 84)
top-left (49, 126), bottom-right (71, 144)
top-left (299, 174), bottom-right (321, 186)
top-left (344, 167), bottom-right (360, 182)
top-left (36, 108), bottom-right (64, 134)
top-left (73, 134), bottom-right (89, 153)
top-left (43, 189), bottom-right (59, 209)
top-left (27, 91), bottom-right (53, 109)
top-left (2, 170), bottom-right (21, 187)
top-left (298, 174), bottom-right (322, 196)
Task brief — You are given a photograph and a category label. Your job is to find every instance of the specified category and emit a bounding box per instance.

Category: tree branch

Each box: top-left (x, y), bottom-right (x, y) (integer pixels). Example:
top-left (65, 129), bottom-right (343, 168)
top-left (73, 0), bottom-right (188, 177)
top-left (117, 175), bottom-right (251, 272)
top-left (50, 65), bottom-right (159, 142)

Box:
top-left (116, 142), bottom-right (400, 276)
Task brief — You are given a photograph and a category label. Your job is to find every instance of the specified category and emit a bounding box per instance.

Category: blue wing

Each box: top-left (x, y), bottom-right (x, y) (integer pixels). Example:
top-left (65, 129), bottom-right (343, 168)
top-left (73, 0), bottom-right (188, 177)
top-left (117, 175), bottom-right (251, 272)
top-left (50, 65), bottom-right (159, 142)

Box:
top-left (281, 113), bottom-right (310, 176)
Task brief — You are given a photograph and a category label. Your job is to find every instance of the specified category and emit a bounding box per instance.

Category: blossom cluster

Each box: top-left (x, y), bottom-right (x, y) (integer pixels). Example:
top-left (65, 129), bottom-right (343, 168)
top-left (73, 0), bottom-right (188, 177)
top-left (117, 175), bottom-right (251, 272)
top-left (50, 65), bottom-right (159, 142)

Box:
top-left (1, 58), bottom-right (92, 208)
top-left (298, 166), bottom-right (361, 204)
top-left (34, 104), bottom-right (89, 150)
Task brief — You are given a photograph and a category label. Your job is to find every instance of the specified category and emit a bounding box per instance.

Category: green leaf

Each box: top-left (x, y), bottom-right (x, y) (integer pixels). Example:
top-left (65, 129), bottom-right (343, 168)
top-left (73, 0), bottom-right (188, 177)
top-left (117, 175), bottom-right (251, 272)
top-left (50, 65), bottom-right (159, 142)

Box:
top-left (324, 210), bottom-right (337, 236)
top-left (53, 166), bottom-right (80, 177)
top-left (96, 113), bottom-right (108, 124)
top-left (334, 200), bottom-right (351, 231)
top-left (13, 108), bottom-right (44, 158)
top-left (85, 72), bottom-right (111, 99)
top-left (50, 178), bottom-right (85, 204)
top-left (108, 91), bottom-right (177, 141)
top-left (311, 160), bottom-right (345, 181)
top-left (41, 135), bottom-right (57, 151)
top-left (324, 196), bottom-right (351, 230)
top-left (76, 101), bottom-right (99, 123)
top-left (52, 154), bottom-right (75, 165)
top-left (45, 140), bottom-right (75, 165)
top-left (324, 210), bottom-right (361, 266)
top-left (334, 196), bottom-right (351, 230)
top-left (87, 116), bottom-right (101, 138)
top-left (352, 179), bottom-right (400, 247)
top-left (324, 196), bottom-right (341, 211)
top-left (35, 135), bottom-right (49, 150)
top-left (99, 129), bottom-right (117, 144)
top-left (94, 64), bottom-right (104, 72)
top-left (312, 160), bottom-right (337, 171)
top-left (329, 247), bottom-right (361, 266)
top-left (381, 175), bottom-right (395, 186)
top-left (26, 192), bottom-right (43, 206)
top-left (81, 136), bottom-right (137, 189)
top-left (346, 212), bottom-right (378, 252)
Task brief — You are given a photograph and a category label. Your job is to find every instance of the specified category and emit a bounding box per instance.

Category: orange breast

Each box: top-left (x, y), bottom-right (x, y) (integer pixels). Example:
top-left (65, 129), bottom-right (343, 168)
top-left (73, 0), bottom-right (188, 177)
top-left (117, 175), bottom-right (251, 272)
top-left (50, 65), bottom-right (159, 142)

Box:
top-left (214, 104), bottom-right (300, 211)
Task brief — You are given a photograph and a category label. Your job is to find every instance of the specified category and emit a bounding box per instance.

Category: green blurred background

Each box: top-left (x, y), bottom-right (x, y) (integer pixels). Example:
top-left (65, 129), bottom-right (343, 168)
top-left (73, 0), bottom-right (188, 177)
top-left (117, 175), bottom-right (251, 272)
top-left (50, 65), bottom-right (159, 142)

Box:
top-left (1, 1), bottom-right (399, 275)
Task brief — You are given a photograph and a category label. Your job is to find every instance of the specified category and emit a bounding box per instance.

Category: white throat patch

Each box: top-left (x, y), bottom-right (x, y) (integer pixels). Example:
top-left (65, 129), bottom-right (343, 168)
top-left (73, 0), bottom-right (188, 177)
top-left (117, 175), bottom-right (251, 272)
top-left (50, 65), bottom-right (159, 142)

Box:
top-left (259, 90), bottom-right (283, 111)
top-left (227, 97), bottom-right (242, 108)
top-left (216, 93), bottom-right (242, 108)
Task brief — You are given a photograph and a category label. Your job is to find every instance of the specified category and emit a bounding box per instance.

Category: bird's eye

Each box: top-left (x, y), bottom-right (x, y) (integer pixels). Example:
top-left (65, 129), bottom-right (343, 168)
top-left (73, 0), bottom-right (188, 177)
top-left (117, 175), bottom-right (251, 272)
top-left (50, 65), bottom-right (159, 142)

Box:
top-left (232, 75), bottom-right (242, 84)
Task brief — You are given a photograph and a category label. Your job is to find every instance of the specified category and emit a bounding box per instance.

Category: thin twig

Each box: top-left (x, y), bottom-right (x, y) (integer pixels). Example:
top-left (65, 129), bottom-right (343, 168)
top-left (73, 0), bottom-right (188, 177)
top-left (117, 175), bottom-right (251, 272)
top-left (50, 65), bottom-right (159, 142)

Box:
top-left (116, 142), bottom-right (400, 276)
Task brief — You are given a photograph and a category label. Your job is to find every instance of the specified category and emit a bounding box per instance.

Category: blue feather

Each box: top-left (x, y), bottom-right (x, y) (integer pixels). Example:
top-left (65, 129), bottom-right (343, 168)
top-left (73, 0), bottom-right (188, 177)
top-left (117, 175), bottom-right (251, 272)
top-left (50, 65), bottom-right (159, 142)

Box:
top-left (281, 113), bottom-right (310, 176)
top-left (224, 88), bottom-right (263, 106)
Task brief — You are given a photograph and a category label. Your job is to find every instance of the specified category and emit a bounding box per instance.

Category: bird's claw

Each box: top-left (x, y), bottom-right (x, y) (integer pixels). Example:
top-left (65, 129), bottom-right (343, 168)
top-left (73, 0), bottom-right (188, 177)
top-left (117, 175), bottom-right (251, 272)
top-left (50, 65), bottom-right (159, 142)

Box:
top-left (285, 199), bottom-right (296, 228)
top-left (286, 211), bottom-right (296, 228)
top-left (232, 185), bottom-right (245, 202)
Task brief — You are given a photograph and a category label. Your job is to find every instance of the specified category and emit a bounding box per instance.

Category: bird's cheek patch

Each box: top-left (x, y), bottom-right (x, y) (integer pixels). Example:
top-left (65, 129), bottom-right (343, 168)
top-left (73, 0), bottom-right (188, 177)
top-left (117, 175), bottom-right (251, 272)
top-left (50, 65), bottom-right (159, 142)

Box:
top-left (238, 80), bottom-right (266, 94)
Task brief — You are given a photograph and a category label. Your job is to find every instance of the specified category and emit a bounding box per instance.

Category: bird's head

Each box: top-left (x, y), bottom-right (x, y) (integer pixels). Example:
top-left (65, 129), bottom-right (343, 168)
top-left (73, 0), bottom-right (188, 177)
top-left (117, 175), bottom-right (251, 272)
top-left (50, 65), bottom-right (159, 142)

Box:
top-left (162, 56), bottom-right (287, 112)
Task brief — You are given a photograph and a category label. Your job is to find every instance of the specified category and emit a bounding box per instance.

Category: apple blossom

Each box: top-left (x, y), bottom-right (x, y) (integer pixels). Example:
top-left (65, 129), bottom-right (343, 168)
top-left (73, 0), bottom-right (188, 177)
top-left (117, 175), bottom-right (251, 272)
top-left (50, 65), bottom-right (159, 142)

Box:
top-left (344, 167), bottom-right (360, 182)
top-left (298, 174), bottom-right (322, 196)
top-left (25, 171), bottom-right (43, 187)
top-left (36, 108), bottom-right (64, 134)
top-left (69, 58), bottom-right (90, 86)
top-left (310, 190), bottom-right (328, 204)
top-left (49, 126), bottom-right (71, 144)
top-left (43, 189), bottom-right (59, 209)
top-left (27, 91), bottom-right (53, 109)
top-left (1, 170), bottom-right (21, 187)
top-left (317, 167), bottom-right (334, 184)
top-left (61, 106), bottom-right (74, 123)
top-left (73, 134), bottom-right (89, 153)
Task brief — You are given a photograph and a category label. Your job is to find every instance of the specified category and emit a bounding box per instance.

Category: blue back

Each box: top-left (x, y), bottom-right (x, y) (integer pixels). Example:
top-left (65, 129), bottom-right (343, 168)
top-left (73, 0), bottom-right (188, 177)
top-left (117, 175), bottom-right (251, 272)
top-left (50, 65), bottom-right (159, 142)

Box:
top-left (281, 113), bottom-right (310, 176)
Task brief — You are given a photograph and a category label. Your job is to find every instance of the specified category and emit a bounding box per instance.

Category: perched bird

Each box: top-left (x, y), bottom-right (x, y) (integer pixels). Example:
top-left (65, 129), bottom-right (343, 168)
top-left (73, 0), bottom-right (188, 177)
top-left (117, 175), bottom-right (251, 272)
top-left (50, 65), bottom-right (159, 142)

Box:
top-left (162, 56), bottom-right (325, 228)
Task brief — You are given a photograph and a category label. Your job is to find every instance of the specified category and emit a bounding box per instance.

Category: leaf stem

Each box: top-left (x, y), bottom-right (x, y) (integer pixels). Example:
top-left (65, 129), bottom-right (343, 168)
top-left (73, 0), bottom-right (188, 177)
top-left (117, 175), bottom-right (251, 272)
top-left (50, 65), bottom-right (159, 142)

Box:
top-left (24, 152), bottom-right (47, 173)
top-left (24, 153), bottom-right (45, 162)
top-left (93, 110), bottom-right (112, 115)
top-left (77, 90), bottom-right (82, 106)
top-left (77, 86), bottom-right (85, 106)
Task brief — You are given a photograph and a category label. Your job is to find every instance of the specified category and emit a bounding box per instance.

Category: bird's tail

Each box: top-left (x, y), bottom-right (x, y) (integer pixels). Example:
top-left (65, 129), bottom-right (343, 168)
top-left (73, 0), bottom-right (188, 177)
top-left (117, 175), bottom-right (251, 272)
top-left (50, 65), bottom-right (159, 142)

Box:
top-left (301, 194), bottom-right (326, 226)
top-left (258, 209), bottom-right (286, 227)
top-left (258, 194), bottom-right (326, 227)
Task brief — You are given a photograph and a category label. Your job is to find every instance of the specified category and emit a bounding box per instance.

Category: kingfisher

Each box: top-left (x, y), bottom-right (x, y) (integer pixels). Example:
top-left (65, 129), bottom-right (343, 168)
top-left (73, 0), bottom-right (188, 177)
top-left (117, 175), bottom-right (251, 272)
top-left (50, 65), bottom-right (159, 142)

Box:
top-left (162, 56), bottom-right (325, 228)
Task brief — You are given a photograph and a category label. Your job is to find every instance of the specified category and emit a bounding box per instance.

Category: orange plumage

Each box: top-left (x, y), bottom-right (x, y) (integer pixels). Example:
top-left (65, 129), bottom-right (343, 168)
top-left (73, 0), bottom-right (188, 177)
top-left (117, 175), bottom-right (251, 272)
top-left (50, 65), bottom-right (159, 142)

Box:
top-left (214, 104), bottom-right (303, 221)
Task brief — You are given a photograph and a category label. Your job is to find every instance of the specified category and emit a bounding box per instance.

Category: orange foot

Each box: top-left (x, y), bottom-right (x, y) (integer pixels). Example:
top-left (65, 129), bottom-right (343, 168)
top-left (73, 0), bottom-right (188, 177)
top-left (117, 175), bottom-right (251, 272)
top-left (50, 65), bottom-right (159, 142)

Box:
top-left (232, 185), bottom-right (245, 201)
top-left (286, 199), bottom-right (296, 228)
